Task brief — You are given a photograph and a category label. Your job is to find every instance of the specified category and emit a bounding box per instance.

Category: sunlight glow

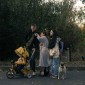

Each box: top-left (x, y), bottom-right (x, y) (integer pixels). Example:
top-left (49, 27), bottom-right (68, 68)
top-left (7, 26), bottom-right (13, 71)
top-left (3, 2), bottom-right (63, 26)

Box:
top-left (45, 0), bottom-right (84, 11)
top-left (74, 0), bottom-right (84, 11)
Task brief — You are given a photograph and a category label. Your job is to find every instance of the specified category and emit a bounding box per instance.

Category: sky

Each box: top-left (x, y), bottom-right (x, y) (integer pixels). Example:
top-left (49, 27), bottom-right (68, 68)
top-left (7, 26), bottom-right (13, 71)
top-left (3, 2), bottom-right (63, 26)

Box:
top-left (45, 0), bottom-right (85, 27)
top-left (74, 0), bottom-right (85, 27)
top-left (45, 0), bottom-right (84, 11)
top-left (74, 0), bottom-right (85, 10)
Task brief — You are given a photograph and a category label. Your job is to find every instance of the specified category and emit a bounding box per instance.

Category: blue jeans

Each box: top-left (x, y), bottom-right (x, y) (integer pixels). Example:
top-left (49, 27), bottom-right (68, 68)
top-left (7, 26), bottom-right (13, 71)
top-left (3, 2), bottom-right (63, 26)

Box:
top-left (17, 65), bottom-right (24, 74)
top-left (50, 57), bottom-right (59, 76)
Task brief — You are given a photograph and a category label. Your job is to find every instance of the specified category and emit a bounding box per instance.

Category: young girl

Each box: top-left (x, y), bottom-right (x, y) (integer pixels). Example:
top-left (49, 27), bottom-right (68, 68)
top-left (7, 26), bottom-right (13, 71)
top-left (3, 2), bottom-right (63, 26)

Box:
top-left (15, 56), bottom-right (26, 74)
top-left (49, 30), bottom-right (60, 78)
top-left (37, 31), bottom-right (49, 76)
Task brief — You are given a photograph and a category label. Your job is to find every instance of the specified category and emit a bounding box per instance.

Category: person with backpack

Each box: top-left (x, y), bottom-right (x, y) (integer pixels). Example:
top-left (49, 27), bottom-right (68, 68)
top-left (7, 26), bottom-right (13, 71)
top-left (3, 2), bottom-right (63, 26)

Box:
top-left (49, 30), bottom-right (60, 78)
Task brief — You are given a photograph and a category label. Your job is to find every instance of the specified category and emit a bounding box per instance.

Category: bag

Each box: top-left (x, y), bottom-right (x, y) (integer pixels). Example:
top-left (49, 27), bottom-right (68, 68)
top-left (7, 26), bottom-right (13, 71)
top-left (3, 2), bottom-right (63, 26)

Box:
top-left (49, 48), bottom-right (55, 56)
top-left (49, 43), bottom-right (59, 57)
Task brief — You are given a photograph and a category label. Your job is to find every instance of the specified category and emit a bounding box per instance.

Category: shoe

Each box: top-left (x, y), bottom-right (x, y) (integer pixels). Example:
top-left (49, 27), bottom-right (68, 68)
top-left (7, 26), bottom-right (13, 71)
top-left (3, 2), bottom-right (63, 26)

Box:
top-left (32, 72), bottom-right (36, 76)
top-left (41, 72), bottom-right (44, 76)
top-left (39, 72), bottom-right (44, 76)
top-left (50, 75), bottom-right (57, 79)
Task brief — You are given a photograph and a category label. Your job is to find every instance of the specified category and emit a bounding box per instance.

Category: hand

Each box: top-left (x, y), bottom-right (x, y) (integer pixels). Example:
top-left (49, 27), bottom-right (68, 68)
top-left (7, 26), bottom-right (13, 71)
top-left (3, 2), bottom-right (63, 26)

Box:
top-left (40, 43), bottom-right (43, 46)
top-left (53, 51), bottom-right (57, 56)
top-left (34, 33), bottom-right (39, 37)
top-left (15, 61), bottom-right (17, 64)
top-left (32, 48), bottom-right (35, 51)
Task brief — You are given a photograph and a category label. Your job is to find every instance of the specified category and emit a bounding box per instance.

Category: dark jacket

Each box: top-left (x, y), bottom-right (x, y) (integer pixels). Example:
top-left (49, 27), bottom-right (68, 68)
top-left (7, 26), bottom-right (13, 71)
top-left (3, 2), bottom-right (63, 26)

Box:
top-left (49, 30), bottom-right (57, 49)
top-left (49, 37), bottom-right (57, 49)
top-left (25, 29), bottom-right (40, 50)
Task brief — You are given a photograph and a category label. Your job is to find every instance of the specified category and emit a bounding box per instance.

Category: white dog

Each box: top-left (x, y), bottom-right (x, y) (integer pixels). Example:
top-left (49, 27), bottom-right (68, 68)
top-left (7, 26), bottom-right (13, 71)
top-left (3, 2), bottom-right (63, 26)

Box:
top-left (58, 62), bottom-right (66, 79)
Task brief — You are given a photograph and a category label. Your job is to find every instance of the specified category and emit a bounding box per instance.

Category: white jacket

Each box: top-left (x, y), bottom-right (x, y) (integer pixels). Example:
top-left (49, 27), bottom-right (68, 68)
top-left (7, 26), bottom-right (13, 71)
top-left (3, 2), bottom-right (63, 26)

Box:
top-left (49, 43), bottom-right (60, 58)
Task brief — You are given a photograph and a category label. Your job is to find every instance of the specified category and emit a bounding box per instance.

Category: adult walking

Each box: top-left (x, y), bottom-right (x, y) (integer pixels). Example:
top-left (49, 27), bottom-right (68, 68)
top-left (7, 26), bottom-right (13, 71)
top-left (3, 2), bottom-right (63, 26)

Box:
top-left (25, 24), bottom-right (40, 75)
top-left (49, 30), bottom-right (60, 78)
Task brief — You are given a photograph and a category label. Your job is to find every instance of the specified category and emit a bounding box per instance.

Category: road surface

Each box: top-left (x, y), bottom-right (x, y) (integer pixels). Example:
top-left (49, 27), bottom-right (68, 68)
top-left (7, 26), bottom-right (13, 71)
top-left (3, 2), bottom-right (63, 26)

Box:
top-left (0, 71), bottom-right (85, 85)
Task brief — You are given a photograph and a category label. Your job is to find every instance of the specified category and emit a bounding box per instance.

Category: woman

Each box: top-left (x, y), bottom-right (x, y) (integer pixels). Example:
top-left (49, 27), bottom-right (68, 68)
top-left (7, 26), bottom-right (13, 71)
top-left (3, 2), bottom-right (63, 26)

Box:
top-left (49, 30), bottom-right (60, 78)
top-left (37, 31), bottom-right (49, 76)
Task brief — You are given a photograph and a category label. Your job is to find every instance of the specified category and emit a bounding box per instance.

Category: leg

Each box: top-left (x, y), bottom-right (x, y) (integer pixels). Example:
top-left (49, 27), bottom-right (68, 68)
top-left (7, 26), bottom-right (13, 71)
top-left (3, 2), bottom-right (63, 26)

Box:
top-left (30, 50), bottom-right (39, 72)
top-left (58, 72), bottom-right (60, 79)
top-left (30, 49), bottom-right (36, 72)
top-left (50, 59), bottom-right (53, 75)
top-left (44, 67), bottom-right (49, 76)
top-left (30, 58), bottom-right (35, 72)
top-left (53, 57), bottom-right (59, 77)
top-left (17, 65), bottom-right (24, 74)
top-left (62, 73), bottom-right (65, 80)
top-left (39, 67), bottom-right (44, 76)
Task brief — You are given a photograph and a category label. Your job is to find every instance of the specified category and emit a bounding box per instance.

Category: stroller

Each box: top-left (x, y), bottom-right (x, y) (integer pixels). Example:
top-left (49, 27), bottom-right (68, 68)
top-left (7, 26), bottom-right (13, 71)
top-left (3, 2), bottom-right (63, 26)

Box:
top-left (6, 46), bottom-right (35, 79)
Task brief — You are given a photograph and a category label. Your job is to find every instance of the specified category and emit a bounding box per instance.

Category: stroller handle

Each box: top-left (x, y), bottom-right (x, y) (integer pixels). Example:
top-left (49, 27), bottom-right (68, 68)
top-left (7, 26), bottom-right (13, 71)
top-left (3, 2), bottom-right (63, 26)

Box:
top-left (31, 49), bottom-right (36, 59)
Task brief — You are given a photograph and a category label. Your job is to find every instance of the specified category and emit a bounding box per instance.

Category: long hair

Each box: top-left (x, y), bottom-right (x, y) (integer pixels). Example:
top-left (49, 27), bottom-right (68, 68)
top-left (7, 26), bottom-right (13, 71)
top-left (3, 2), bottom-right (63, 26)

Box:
top-left (49, 29), bottom-right (57, 49)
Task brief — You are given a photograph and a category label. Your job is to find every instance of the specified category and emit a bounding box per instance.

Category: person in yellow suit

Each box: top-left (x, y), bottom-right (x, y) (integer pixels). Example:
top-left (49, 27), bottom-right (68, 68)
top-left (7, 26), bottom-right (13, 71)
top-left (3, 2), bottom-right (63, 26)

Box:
top-left (15, 47), bottom-right (28, 74)
top-left (15, 56), bottom-right (26, 74)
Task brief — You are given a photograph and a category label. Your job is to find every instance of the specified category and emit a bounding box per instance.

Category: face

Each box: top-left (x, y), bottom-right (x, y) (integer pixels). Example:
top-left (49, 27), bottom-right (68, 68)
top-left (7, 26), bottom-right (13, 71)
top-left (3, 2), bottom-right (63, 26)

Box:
top-left (31, 25), bottom-right (36, 32)
top-left (40, 32), bottom-right (44, 37)
top-left (50, 30), bottom-right (54, 36)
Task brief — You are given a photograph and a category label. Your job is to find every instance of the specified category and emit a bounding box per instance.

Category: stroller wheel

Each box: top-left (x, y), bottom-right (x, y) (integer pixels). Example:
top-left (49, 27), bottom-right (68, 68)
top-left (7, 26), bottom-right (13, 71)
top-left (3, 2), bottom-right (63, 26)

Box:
top-left (6, 70), bottom-right (15, 79)
top-left (27, 73), bottom-right (32, 79)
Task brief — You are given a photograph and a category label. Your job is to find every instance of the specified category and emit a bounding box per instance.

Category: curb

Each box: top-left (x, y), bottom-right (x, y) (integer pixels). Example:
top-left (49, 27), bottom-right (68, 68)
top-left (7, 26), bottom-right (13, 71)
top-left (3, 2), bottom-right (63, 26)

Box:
top-left (0, 66), bottom-right (85, 71)
top-left (67, 67), bottom-right (85, 71)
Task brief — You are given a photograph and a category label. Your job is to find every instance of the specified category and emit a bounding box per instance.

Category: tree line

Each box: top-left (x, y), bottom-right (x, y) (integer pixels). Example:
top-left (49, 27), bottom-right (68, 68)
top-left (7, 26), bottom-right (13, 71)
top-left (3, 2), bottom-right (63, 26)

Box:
top-left (0, 0), bottom-right (85, 61)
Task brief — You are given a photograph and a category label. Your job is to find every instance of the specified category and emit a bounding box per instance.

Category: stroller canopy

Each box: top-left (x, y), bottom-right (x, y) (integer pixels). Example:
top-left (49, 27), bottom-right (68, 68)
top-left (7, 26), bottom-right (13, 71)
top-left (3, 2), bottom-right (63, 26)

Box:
top-left (15, 47), bottom-right (29, 58)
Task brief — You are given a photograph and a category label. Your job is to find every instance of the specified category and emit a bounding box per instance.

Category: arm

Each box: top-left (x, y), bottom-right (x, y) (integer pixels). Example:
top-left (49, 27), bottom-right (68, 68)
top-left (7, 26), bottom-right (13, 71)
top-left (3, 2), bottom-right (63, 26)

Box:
top-left (15, 58), bottom-right (26, 65)
top-left (25, 29), bottom-right (32, 43)
top-left (53, 44), bottom-right (60, 56)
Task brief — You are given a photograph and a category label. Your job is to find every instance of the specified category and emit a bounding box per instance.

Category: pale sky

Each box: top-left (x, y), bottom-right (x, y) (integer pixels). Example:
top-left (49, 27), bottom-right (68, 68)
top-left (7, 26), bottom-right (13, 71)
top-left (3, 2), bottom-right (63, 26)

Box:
top-left (45, 0), bottom-right (84, 11)
top-left (45, 0), bottom-right (85, 27)
top-left (74, 0), bottom-right (85, 27)
top-left (74, 0), bottom-right (85, 10)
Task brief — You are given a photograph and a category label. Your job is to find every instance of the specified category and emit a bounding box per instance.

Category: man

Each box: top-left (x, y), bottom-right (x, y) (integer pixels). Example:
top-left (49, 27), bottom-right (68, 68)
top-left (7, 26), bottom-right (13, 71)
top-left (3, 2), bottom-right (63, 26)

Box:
top-left (25, 24), bottom-right (40, 75)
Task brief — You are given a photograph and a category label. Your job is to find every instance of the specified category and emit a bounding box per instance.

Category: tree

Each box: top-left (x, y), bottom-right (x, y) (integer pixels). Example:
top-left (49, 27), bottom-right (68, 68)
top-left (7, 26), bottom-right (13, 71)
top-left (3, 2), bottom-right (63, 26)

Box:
top-left (0, 0), bottom-right (84, 60)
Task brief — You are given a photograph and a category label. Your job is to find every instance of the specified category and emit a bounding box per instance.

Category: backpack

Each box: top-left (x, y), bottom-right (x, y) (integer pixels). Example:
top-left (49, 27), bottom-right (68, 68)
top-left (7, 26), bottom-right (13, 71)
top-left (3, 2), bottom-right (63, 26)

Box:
top-left (59, 41), bottom-right (64, 52)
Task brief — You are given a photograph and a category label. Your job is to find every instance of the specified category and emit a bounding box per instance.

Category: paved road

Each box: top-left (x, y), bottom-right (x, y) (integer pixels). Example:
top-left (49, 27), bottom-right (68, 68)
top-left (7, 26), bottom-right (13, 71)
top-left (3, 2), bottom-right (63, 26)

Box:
top-left (0, 71), bottom-right (85, 85)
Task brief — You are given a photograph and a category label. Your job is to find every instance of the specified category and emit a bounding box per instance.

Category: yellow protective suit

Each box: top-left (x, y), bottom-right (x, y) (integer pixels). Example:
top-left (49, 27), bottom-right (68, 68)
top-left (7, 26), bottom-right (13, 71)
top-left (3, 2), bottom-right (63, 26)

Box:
top-left (15, 47), bottom-right (29, 58)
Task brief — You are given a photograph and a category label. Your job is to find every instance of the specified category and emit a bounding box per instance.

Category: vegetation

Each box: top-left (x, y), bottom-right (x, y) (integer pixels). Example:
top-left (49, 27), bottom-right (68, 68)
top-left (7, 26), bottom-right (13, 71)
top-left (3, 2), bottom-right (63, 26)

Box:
top-left (0, 0), bottom-right (85, 61)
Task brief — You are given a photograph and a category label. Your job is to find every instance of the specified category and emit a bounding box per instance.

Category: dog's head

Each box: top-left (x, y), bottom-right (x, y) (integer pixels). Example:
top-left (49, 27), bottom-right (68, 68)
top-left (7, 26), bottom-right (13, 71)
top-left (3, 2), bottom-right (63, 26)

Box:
top-left (60, 62), bottom-right (65, 68)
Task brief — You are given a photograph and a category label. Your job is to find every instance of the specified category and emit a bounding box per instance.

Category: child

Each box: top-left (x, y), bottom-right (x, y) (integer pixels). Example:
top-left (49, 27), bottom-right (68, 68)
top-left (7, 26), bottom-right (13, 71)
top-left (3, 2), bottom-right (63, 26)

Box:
top-left (37, 31), bottom-right (49, 76)
top-left (15, 56), bottom-right (26, 74)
